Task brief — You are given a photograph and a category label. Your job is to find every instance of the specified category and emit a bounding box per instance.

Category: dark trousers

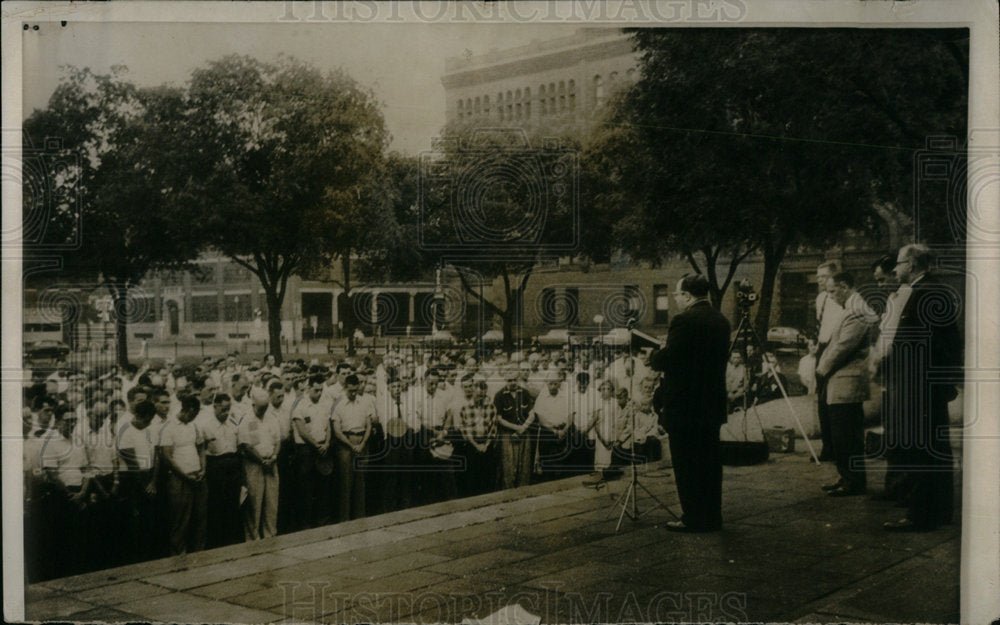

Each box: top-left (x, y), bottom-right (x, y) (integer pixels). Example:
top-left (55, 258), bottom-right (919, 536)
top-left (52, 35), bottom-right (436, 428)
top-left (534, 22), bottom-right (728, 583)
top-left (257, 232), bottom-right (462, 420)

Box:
top-left (815, 369), bottom-right (834, 457)
top-left (42, 487), bottom-right (87, 578)
top-left (276, 438), bottom-right (295, 534)
top-left (123, 470), bottom-right (159, 564)
top-left (334, 435), bottom-right (366, 522)
top-left (668, 425), bottom-right (723, 530)
top-left (536, 427), bottom-right (570, 480)
top-left (205, 454), bottom-right (243, 548)
top-left (416, 428), bottom-right (457, 505)
top-left (880, 390), bottom-right (909, 499)
top-left (381, 432), bottom-right (416, 512)
top-left (566, 427), bottom-right (595, 475)
top-left (293, 444), bottom-right (325, 530)
top-left (900, 395), bottom-right (955, 529)
top-left (828, 402), bottom-right (867, 492)
top-left (500, 432), bottom-right (535, 489)
top-left (167, 472), bottom-right (207, 555)
top-left (88, 473), bottom-right (127, 571)
top-left (458, 441), bottom-right (499, 496)
top-left (362, 424), bottom-right (385, 517)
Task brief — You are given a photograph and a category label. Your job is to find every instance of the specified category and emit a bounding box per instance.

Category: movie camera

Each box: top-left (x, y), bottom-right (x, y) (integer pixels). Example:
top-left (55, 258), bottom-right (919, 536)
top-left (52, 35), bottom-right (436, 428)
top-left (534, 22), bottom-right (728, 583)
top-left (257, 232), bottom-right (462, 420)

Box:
top-left (734, 279), bottom-right (759, 309)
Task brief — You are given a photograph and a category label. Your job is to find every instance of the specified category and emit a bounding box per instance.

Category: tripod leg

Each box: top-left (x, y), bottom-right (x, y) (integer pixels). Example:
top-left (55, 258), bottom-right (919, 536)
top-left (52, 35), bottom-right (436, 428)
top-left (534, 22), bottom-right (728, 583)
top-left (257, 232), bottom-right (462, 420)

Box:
top-left (615, 485), bottom-right (633, 532)
top-left (744, 322), bottom-right (821, 464)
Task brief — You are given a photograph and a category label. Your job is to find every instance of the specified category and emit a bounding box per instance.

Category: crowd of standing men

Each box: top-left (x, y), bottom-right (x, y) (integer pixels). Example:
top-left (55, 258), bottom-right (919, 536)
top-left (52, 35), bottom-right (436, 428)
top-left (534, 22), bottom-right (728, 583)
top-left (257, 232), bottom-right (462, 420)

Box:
top-left (22, 242), bottom-right (960, 582)
top-left (23, 343), bottom-right (666, 581)
top-left (808, 243), bottom-right (961, 532)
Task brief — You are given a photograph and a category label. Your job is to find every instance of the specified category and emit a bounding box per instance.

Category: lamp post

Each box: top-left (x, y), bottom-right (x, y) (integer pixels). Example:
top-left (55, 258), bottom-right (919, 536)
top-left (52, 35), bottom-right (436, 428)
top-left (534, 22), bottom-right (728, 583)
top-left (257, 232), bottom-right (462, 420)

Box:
top-left (593, 313), bottom-right (604, 361)
top-left (432, 265), bottom-right (444, 335)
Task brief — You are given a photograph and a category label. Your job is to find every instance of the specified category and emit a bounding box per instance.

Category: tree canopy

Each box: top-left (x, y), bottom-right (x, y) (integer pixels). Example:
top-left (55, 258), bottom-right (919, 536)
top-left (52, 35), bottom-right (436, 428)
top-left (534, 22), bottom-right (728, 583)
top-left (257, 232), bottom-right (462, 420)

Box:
top-left (416, 119), bottom-right (581, 351)
top-left (583, 28), bottom-right (967, 334)
top-left (23, 67), bottom-right (203, 365)
top-left (181, 55), bottom-right (391, 361)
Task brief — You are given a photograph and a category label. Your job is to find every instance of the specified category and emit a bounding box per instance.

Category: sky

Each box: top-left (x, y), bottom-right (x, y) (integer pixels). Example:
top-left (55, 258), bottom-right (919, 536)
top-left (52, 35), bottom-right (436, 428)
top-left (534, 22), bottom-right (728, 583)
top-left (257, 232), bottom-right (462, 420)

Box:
top-left (21, 21), bottom-right (584, 155)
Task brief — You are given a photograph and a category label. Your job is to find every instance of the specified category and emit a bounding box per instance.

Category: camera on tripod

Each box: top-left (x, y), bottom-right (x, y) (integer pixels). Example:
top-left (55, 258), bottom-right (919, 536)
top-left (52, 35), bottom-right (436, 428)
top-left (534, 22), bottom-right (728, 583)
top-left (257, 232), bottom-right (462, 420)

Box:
top-left (735, 279), bottom-right (759, 309)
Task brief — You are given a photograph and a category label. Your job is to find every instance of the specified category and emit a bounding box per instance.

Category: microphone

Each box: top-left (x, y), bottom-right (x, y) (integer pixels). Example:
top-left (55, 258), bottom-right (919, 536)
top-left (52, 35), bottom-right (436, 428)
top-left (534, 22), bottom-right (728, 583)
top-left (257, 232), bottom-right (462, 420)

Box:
top-left (625, 318), bottom-right (637, 330)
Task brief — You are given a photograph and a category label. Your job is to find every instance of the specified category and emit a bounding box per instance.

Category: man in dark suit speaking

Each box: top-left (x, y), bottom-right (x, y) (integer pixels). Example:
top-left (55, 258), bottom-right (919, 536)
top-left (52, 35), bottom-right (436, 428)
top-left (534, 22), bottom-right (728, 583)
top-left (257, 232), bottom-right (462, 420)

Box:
top-left (650, 274), bottom-right (731, 533)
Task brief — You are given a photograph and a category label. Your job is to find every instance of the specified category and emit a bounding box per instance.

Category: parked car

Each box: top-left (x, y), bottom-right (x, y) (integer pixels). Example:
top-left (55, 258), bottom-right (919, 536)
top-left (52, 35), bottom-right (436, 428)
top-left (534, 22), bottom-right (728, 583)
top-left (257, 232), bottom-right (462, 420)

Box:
top-left (480, 330), bottom-right (504, 344)
top-left (24, 339), bottom-right (71, 360)
top-left (593, 328), bottom-right (631, 346)
top-left (536, 329), bottom-right (572, 346)
top-left (421, 330), bottom-right (456, 346)
top-left (766, 326), bottom-right (807, 348)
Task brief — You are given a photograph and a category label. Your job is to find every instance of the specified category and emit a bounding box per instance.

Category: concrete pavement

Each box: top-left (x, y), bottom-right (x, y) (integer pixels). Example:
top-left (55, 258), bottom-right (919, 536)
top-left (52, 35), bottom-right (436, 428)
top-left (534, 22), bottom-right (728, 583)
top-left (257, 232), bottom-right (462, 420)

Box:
top-left (23, 448), bottom-right (960, 623)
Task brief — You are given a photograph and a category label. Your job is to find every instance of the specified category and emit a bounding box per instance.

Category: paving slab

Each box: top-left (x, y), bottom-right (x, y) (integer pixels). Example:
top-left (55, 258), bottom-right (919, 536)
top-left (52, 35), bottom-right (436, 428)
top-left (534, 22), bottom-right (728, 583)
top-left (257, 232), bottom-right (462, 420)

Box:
top-left (24, 594), bottom-right (96, 620)
top-left (145, 552), bottom-right (305, 590)
top-left (116, 591), bottom-right (284, 623)
top-left (21, 450), bottom-right (962, 624)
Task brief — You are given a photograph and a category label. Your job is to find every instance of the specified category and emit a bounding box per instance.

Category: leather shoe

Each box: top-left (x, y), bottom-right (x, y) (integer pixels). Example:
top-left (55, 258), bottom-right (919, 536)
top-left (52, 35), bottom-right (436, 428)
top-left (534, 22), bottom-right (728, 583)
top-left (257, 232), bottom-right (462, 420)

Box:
top-left (883, 518), bottom-right (929, 532)
top-left (828, 486), bottom-right (865, 497)
top-left (821, 481), bottom-right (844, 492)
top-left (665, 521), bottom-right (720, 533)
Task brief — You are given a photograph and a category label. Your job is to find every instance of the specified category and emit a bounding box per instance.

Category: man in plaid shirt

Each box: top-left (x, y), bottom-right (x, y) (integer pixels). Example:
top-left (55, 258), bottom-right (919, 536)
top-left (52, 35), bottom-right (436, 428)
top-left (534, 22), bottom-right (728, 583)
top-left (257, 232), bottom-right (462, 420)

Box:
top-left (458, 378), bottom-right (499, 495)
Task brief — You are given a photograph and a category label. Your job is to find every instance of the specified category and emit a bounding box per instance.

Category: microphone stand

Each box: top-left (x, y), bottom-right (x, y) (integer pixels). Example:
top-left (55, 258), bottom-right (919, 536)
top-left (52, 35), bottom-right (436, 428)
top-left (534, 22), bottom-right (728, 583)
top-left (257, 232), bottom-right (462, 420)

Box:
top-left (609, 320), bottom-right (677, 532)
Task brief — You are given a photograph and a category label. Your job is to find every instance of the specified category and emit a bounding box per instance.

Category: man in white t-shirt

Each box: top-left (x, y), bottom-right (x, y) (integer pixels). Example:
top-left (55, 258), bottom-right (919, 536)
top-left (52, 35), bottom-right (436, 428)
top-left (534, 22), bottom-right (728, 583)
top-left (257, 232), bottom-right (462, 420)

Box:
top-left (290, 375), bottom-right (332, 530)
top-left (533, 370), bottom-right (572, 479)
top-left (569, 372), bottom-right (596, 474)
top-left (238, 388), bottom-right (282, 540)
top-left (197, 392), bottom-right (242, 548)
top-left (41, 408), bottom-right (91, 577)
top-left (331, 375), bottom-right (372, 522)
top-left (161, 395), bottom-right (207, 554)
top-left (116, 399), bottom-right (160, 562)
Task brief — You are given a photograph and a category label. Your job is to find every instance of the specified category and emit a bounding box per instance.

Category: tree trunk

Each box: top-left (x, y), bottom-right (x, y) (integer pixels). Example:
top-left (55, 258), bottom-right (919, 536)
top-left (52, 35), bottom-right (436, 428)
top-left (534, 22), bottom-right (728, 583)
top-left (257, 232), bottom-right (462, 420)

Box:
top-left (111, 286), bottom-right (131, 369)
top-left (501, 307), bottom-right (515, 355)
top-left (754, 246), bottom-right (785, 342)
top-left (341, 254), bottom-right (355, 356)
top-left (265, 289), bottom-right (283, 364)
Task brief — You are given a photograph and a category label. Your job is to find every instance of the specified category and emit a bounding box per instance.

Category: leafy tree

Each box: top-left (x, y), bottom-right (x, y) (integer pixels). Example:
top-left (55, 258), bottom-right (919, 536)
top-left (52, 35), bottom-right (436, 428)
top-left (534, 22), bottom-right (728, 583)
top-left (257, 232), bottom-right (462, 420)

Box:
top-left (586, 28), bottom-right (967, 335)
top-left (181, 55), bottom-right (389, 362)
top-left (417, 119), bottom-right (581, 352)
top-left (23, 67), bottom-right (202, 366)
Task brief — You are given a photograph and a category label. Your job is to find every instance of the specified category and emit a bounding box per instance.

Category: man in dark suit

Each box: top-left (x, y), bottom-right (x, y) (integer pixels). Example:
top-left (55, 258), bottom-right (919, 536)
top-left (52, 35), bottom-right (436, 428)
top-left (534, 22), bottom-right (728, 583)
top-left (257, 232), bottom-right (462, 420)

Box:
top-left (879, 244), bottom-right (961, 532)
top-left (650, 274), bottom-right (731, 533)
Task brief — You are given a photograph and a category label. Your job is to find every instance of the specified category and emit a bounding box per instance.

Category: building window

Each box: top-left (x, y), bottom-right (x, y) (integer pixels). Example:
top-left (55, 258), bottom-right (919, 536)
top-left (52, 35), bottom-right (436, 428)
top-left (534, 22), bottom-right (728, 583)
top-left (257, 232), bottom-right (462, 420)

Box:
top-left (550, 95), bottom-right (556, 113)
top-left (541, 287), bottom-right (579, 327)
top-left (610, 71), bottom-right (618, 84)
top-left (624, 284), bottom-right (641, 323)
top-left (540, 98), bottom-right (547, 116)
top-left (524, 86), bottom-right (530, 100)
top-left (559, 94), bottom-right (566, 111)
top-left (483, 95), bottom-right (489, 115)
top-left (192, 264), bottom-right (216, 286)
top-left (223, 294), bottom-right (253, 322)
top-left (475, 96), bottom-right (481, 115)
top-left (525, 102), bottom-right (530, 119)
top-left (515, 88), bottom-right (521, 101)
top-left (653, 285), bottom-right (671, 325)
top-left (191, 294), bottom-right (220, 323)
top-left (559, 80), bottom-right (565, 93)
top-left (516, 102), bottom-right (522, 119)
top-left (568, 80), bottom-right (576, 111)
top-left (594, 75), bottom-right (605, 108)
